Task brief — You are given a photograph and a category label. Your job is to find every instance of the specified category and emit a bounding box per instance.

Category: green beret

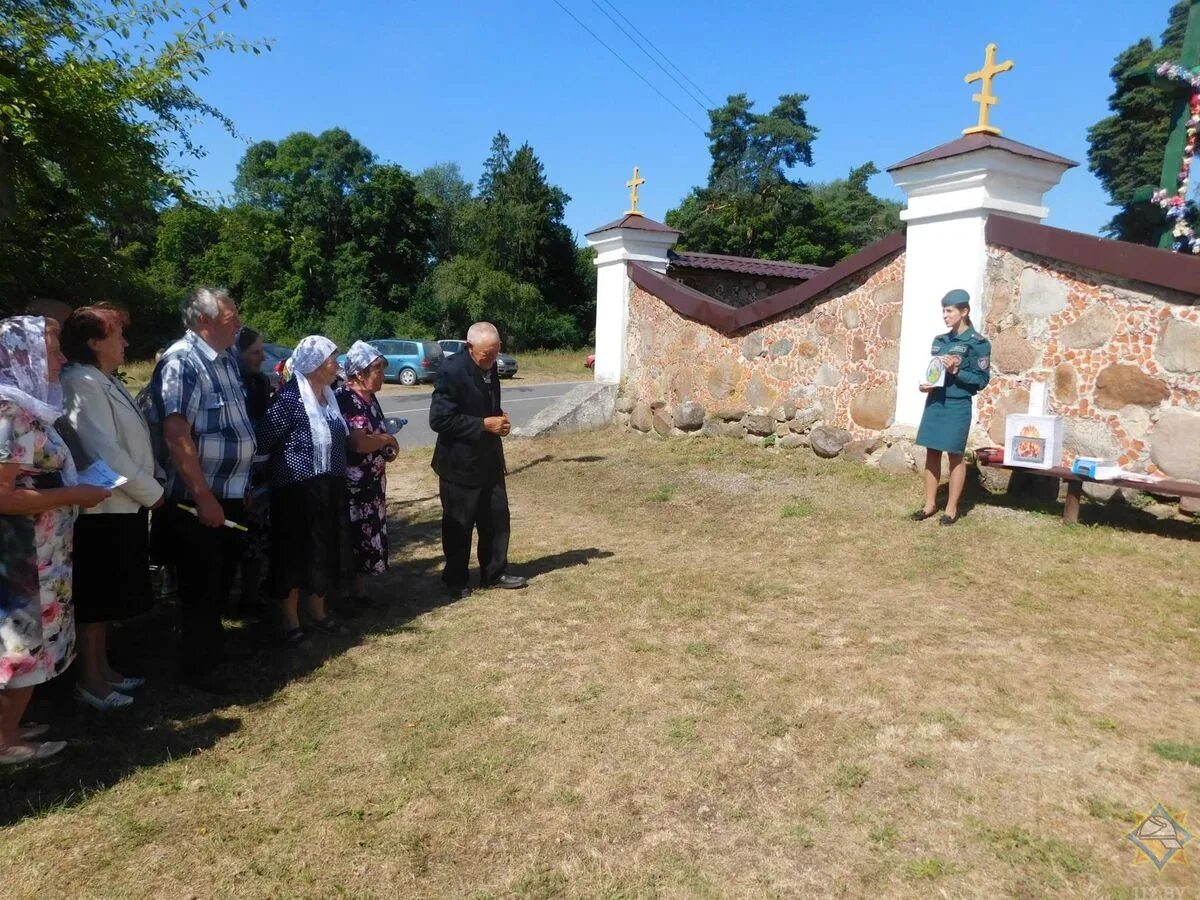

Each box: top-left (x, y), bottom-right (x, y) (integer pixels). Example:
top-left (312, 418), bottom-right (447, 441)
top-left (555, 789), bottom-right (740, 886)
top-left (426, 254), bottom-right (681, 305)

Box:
top-left (941, 289), bottom-right (971, 307)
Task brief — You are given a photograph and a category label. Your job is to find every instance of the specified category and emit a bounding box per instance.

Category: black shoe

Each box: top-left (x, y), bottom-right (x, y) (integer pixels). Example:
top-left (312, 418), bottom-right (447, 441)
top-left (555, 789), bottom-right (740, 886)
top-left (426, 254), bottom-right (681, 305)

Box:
top-left (910, 508), bottom-right (938, 522)
top-left (485, 575), bottom-right (528, 590)
top-left (444, 585), bottom-right (472, 600)
top-left (939, 514), bottom-right (960, 527)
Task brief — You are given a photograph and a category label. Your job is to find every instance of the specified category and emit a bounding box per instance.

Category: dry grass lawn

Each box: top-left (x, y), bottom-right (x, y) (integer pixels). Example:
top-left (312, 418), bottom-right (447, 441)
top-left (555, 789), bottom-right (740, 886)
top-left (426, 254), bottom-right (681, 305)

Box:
top-left (2, 428), bottom-right (1198, 898)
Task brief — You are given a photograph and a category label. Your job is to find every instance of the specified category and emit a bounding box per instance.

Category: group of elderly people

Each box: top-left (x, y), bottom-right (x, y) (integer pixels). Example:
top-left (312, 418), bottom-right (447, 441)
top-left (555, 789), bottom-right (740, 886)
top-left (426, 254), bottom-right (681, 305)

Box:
top-left (0, 287), bottom-right (400, 762)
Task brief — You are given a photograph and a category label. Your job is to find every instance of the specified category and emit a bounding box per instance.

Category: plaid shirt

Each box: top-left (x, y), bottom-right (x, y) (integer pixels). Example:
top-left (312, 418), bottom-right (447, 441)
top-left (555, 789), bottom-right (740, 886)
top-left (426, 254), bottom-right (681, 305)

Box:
top-left (146, 331), bottom-right (255, 500)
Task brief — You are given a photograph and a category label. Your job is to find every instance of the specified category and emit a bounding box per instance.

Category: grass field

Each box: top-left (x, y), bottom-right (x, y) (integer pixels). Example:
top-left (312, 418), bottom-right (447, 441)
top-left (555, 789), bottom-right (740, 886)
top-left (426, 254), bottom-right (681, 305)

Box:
top-left (2, 428), bottom-right (1197, 897)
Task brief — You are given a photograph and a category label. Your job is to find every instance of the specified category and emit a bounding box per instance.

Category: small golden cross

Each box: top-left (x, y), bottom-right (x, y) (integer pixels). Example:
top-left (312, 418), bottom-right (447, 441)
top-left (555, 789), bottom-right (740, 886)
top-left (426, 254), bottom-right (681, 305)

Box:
top-left (625, 166), bottom-right (645, 216)
top-left (963, 43), bottom-right (1014, 136)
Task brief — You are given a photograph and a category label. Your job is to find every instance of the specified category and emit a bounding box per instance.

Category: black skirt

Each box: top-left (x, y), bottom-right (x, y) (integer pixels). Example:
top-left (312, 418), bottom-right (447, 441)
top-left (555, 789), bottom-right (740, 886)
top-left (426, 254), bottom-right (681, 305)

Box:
top-left (73, 510), bottom-right (154, 624)
top-left (268, 474), bottom-right (351, 599)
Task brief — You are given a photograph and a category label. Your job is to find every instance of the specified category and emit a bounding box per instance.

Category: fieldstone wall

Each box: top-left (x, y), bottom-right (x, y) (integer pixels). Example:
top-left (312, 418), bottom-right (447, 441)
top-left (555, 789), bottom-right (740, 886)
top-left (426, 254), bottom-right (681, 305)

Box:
top-left (979, 246), bottom-right (1200, 482)
top-left (667, 268), bottom-right (806, 308)
top-left (617, 251), bottom-right (910, 467)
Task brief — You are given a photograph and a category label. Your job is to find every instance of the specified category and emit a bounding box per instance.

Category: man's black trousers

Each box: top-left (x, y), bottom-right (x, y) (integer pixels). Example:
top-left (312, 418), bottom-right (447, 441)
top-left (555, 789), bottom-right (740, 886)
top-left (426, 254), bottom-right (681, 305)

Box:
top-left (438, 478), bottom-right (509, 589)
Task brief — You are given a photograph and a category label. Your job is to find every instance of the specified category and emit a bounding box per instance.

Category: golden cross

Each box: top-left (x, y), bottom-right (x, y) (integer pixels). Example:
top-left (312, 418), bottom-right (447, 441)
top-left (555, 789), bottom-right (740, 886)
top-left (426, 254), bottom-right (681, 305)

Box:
top-left (625, 166), bottom-right (645, 216)
top-left (963, 43), bottom-right (1014, 136)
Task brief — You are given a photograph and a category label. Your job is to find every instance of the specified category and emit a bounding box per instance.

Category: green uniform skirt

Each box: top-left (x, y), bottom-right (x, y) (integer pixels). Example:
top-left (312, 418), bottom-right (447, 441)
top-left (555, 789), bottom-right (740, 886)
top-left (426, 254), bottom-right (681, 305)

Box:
top-left (915, 392), bottom-right (972, 454)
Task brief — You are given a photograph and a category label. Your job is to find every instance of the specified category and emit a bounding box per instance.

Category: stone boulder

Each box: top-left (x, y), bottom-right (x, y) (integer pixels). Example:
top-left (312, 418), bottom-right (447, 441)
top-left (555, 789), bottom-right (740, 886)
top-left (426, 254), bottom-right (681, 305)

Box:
top-left (743, 414), bottom-right (775, 436)
top-left (745, 375), bottom-right (779, 410)
top-left (877, 443), bottom-right (915, 474)
top-left (1059, 305), bottom-right (1117, 349)
top-left (873, 282), bottom-right (903, 306)
top-left (614, 395), bottom-right (635, 414)
top-left (1150, 408), bottom-right (1200, 481)
top-left (673, 401), bottom-right (705, 431)
top-left (769, 338), bottom-right (793, 359)
top-left (779, 434), bottom-right (807, 450)
top-left (741, 331), bottom-right (765, 360)
top-left (715, 406), bottom-right (747, 422)
top-left (718, 421), bottom-right (743, 439)
top-left (707, 359), bottom-right (743, 400)
top-left (991, 330), bottom-right (1038, 374)
top-left (630, 403), bottom-right (653, 433)
top-left (1064, 418), bottom-right (1122, 463)
top-left (1053, 364), bottom-right (1077, 405)
top-left (844, 438), bottom-right (884, 463)
top-left (810, 426), bottom-right (852, 459)
top-left (1094, 364), bottom-right (1170, 410)
top-left (790, 406), bottom-right (823, 433)
top-left (651, 407), bottom-right (673, 437)
top-left (1019, 268), bottom-right (1069, 317)
top-left (878, 311), bottom-right (902, 341)
top-left (849, 383), bottom-right (896, 431)
top-left (1158, 318), bottom-right (1200, 374)
top-left (875, 345), bottom-right (899, 373)
top-left (815, 363), bottom-right (841, 387)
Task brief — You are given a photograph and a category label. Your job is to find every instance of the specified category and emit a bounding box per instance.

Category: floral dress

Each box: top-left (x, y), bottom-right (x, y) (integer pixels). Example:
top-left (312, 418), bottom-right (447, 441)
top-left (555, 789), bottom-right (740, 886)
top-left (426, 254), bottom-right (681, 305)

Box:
top-left (335, 386), bottom-right (389, 575)
top-left (0, 400), bottom-right (76, 689)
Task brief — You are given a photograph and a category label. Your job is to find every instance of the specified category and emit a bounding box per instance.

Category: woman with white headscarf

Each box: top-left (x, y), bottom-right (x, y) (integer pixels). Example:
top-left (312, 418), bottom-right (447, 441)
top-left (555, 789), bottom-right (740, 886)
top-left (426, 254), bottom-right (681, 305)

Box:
top-left (255, 335), bottom-right (353, 646)
top-left (336, 341), bottom-right (400, 609)
top-left (0, 316), bottom-right (110, 764)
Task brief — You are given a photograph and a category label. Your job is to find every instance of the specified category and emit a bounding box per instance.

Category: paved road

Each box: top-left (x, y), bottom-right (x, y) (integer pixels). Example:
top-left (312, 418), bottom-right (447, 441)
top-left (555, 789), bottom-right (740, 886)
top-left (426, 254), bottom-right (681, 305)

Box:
top-left (378, 381), bottom-right (590, 449)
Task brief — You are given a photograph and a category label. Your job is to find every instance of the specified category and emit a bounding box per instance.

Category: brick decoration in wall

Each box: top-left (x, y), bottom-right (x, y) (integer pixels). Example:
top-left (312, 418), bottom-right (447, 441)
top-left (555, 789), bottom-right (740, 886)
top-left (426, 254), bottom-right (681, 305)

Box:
top-left (979, 246), bottom-right (1200, 480)
top-left (623, 252), bottom-right (906, 436)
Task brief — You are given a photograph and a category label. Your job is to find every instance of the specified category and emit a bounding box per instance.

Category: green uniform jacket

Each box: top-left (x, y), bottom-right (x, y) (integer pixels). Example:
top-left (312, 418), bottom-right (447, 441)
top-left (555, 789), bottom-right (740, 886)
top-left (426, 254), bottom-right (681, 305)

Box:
top-left (915, 326), bottom-right (992, 454)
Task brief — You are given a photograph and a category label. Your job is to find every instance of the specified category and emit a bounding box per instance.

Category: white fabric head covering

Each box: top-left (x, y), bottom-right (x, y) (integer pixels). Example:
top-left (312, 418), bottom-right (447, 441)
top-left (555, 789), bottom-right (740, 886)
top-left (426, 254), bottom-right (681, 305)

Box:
top-left (344, 340), bottom-right (384, 379)
top-left (291, 335), bottom-right (341, 475)
top-left (0, 316), bottom-right (78, 485)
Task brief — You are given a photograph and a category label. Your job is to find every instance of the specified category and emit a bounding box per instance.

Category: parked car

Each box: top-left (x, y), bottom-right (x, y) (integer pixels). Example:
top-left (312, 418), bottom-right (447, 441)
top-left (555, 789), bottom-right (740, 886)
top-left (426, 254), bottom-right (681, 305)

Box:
top-left (585, 353), bottom-right (595, 369)
top-left (337, 339), bottom-right (443, 386)
top-left (438, 338), bottom-right (518, 378)
top-left (263, 343), bottom-right (292, 388)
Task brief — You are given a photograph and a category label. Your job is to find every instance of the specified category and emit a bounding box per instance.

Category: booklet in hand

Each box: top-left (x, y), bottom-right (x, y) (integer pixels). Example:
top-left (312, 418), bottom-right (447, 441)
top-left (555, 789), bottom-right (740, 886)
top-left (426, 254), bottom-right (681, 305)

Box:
top-left (921, 357), bottom-right (946, 389)
top-left (77, 460), bottom-right (129, 491)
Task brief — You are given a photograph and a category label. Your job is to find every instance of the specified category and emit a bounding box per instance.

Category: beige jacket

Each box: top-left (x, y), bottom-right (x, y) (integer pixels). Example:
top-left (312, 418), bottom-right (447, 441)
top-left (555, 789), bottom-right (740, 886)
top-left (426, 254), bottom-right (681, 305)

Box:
top-left (62, 364), bottom-right (164, 515)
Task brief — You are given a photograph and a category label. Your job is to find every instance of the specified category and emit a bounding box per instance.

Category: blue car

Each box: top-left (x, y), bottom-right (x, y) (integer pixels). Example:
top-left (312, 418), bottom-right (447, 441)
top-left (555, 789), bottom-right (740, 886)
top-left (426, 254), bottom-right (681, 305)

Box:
top-left (337, 339), bottom-right (444, 386)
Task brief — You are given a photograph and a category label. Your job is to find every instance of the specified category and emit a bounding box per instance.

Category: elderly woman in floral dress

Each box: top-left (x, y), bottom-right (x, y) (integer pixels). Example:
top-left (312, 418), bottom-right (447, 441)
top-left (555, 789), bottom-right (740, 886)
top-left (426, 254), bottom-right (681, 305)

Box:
top-left (0, 316), bottom-right (109, 763)
top-left (335, 342), bottom-right (399, 609)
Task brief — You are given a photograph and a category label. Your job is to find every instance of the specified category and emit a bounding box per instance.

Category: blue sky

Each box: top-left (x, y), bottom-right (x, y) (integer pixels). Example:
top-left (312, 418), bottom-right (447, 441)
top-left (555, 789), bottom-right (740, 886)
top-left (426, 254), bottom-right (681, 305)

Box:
top-left (182, 0), bottom-right (1176, 244)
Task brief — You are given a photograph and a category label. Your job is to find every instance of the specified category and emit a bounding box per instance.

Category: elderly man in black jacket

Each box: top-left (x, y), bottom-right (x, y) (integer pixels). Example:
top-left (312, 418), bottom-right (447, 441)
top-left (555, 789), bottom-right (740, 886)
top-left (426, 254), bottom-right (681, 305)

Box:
top-left (429, 322), bottom-right (527, 598)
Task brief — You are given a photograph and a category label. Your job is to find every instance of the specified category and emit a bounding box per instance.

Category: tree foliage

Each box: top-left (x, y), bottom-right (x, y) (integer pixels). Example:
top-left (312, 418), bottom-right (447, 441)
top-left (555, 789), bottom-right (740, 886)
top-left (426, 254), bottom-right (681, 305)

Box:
top-left (0, 0), bottom-right (269, 316)
top-left (666, 93), bottom-right (901, 265)
top-left (1087, 1), bottom-right (1192, 242)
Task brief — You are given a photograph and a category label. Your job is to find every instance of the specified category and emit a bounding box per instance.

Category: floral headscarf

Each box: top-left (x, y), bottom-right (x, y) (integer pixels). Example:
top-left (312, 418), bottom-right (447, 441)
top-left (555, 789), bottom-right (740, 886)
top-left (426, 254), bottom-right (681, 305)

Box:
top-left (290, 335), bottom-right (341, 475)
top-left (0, 316), bottom-right (78, 484)
top-left (343, 340), bottom-right (384, 380)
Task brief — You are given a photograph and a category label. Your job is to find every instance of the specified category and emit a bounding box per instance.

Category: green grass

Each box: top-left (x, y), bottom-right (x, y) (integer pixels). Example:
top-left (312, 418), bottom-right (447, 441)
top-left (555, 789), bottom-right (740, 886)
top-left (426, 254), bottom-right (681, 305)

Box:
top-left (781, 498), bottom-right (816, 518)
top-left (977, 824), bottom-right (1090, 882)
top-left (834, 763), bottom-right (869, 789)
top-left (1151, 741), bottom-right (1200, 767)
top-left (904, 857), bottom-right (957, 880)
top-left (645, 483), bottom-right (677, 502)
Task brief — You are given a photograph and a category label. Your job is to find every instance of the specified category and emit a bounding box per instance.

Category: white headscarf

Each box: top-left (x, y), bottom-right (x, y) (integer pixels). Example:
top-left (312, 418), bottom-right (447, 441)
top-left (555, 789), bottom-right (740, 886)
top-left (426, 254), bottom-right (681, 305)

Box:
top-left (344, 340), bottom-right (384, 380)
top-left (0, 316), bottom-right (78, 485)
top-left (290, 335), bottom-right (341, 474)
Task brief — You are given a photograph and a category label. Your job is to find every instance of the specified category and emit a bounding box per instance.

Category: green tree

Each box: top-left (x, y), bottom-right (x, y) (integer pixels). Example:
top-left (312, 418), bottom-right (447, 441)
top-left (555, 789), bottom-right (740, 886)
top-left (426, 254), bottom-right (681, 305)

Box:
top-left (667, 93), bottom-right (902, 265)
top-left (0, 0), bottom-right (267, 313)
top-left (415, 162), bottom-right (474, 263)
top-left (1087, 1), bottom-right (1192, 242)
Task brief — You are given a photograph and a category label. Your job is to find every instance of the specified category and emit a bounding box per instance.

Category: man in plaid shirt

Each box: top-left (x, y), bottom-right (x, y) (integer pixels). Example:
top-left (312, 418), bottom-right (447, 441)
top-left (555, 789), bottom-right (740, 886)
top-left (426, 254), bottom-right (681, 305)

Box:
top-left (146, 287), bottom-right (255, 693)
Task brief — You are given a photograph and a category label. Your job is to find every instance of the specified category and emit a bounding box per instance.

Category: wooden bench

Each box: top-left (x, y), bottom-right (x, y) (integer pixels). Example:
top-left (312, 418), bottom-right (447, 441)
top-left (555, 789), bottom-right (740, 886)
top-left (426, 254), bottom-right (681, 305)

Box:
top-left (980, 462), bottom-right (1200, 524)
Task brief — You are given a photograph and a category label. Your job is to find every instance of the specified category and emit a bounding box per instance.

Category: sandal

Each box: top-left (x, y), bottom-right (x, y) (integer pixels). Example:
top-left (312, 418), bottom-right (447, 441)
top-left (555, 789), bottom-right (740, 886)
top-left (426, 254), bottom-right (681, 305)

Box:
top-left (910, 508), bottom-right (938, 522)
top-left (0, 744), bottom-right (36, 766)
top-left (940, 514), bottom-right (960, 526)
top-left (20, 722), bottom-right (49, 740)
top-left (282, 627), bottom-right (310, 649)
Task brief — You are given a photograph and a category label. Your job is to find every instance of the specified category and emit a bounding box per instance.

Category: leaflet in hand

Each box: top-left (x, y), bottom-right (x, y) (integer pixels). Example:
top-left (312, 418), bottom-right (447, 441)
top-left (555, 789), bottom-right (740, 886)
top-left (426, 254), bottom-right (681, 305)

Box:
top-left (77, 460), bottom-right (129, 491)
top-left (921, 357), bottom-right (946, 389)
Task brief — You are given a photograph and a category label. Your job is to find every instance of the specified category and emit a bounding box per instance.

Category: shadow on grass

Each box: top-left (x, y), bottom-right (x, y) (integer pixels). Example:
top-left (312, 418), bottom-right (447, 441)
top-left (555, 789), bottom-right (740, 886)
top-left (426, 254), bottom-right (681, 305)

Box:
top-left (3, 486), bottom-right (612, 825)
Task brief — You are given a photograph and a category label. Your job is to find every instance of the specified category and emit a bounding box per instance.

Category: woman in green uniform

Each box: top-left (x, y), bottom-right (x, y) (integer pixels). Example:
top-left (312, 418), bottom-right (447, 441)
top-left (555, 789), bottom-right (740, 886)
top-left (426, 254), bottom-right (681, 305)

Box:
top-left (912, 289), bottom-right (991, 526)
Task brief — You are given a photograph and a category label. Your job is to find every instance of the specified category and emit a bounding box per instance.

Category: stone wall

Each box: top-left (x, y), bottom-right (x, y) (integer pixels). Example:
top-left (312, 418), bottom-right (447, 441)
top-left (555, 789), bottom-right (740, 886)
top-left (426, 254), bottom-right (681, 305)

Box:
top-left (619, 252), bottom-right (906, 457)
top-left (980, 246), bottom-right (1200, 482)
top-left (666, 267), bottom-right (806, 308)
